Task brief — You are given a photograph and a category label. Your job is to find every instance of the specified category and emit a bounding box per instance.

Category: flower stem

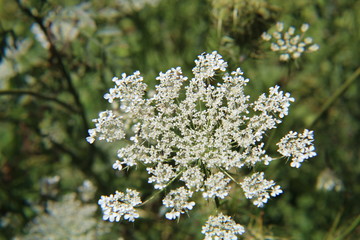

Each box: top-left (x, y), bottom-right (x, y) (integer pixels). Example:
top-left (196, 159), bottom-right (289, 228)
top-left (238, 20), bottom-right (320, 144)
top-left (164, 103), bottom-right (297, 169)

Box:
top-left (138, 170), bottom-right (184, 206)
top-left (219, 167), bottom-right (239, 184)
top-left (308, 67), bottom-right (360, 128)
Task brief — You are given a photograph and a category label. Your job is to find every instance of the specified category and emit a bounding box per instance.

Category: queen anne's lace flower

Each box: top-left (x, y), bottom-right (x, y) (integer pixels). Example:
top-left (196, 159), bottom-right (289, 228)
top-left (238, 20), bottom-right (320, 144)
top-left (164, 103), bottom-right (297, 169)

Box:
top-left (86, 110), bottom-right (125, 144)
top-left (180, 166), bottom-right (205, 191)
top-left (112, 160), bottom-right (122, 170)
top-left (98, 189), bottom-right (142, 222)
top-left (162, 187), bottom-right (195, 220)
top-left (277, 129), bottom-right (317, 168)
top-left (254, 85), bottom-right (295, 119)
top-left (17, 193), bottom-right (110, 240)
top-left (262, 22), bottom-right (319, 61)
top-left (202, 213), bottom-right (245, 239)
top-left (147, 163), bottom-right (177, 189)
top-left (88, 51), bottom-right (316, 236)
top-left (201, 172), bottom-right (231, 199)
top-left (240, 172), bottom-right (283, 207)
top-left (104, 71), bottom-right (147, 113)
top-left (193, 51), bottom-right (228, 80)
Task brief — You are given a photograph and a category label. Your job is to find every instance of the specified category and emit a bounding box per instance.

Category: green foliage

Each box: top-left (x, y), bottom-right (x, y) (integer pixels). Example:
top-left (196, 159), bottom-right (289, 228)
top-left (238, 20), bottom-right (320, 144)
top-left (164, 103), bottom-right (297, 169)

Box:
top-left (0, 0), bottom-right (359, 239)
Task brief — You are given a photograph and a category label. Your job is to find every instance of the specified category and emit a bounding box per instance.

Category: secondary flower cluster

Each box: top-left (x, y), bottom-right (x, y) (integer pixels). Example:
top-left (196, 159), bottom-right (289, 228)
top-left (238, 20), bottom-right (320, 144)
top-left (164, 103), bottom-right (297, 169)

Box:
top-left (16, 192), bottom-right (110, 240)
top-left (262, 22), bottom-right (319, 61)
top-left (97, 189), bottom-right (142, 222)
top-left (88, 51), bottom-right (316, 238)
top-left (202, 213), bottom-right (245, 239)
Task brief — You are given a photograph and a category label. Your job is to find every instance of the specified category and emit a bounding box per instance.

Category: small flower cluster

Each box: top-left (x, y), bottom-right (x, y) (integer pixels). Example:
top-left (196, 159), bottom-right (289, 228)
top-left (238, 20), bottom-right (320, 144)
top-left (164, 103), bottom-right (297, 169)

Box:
top-left (98, 189), bottom-right (142, 222)
top-left (40, 175), bottom-right (60, 198)
top-left (0, 36), bottom-right (32, 82)
top-left (241, 172), bottom-right (283, 207)
top-left (88, 51), bottom-right (316, 238)
top-left (277, 129), bottom-right (316, 168)
top-left (262, 22), bottom-right (319, 61)
top-left (16, 193), bottom-right (110, 240)
top-left (316, 168), bottom-right (344, 192)
top-left (162, 187), bottom-right (195, 220)
top-left (31, 3), bottom-right (96, 49)
top-left (202, 213), bottom-right (245, 239)
top-left (78, 180), bottom-right (97, 202)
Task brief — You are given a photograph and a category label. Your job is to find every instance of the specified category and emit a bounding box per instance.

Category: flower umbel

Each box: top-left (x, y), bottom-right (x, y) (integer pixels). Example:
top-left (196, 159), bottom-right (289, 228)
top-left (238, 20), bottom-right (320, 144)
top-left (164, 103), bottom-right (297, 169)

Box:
top-left (98, 189), bottom-right (142, 222)
top-left (262, 22), bottom-right (319, 61)
top-left (277, 129), bottom-right (317, 168)
top-left (88, 51), bottom-right (316, 236)
top-left (202, 213), bottom-right (245, 239)
top-left (162, 187), bottom-right (196, 220)
top-left (240, 172), bottom-right (283, 207)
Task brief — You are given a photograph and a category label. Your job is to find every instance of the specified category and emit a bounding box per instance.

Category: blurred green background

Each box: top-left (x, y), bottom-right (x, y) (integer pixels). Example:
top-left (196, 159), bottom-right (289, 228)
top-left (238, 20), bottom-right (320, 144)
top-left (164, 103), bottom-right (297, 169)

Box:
top-left (0, 0), bottom-right (359, 239)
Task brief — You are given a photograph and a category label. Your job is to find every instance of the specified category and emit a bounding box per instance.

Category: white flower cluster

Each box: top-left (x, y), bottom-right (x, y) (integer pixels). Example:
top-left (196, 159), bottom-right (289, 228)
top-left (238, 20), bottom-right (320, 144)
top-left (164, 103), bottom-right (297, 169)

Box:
top-left (162, 187), bottom-right (195, 220)
top-left (262, 22), bottom-right (320, 61)
top-left (0, 36), bottom-right (32, 82)
top-left (240, 172), bottom-right (283, 207)
top-left (40, 175), bottom-right (60, 198)
top-left (201, 213), bottom-right (245, 239)
top-left (277, 129), bottom-right (317, 168)
top-left (88, 51), bottom-right (316, 237)
top-left (87, 110), bottom-right (125, 144)
top-left (16, 193), bottom-right (109, 240)
top-left (201, 172), bottom-right (231, 200)
top-left (78, 180), bottom-right (97, 202)
top-left (98, 189), bottom-right (142, 222)
top-left (316, 168), bottom-right (344, 192)
top-left (31, 3), bottom-right (96, 49)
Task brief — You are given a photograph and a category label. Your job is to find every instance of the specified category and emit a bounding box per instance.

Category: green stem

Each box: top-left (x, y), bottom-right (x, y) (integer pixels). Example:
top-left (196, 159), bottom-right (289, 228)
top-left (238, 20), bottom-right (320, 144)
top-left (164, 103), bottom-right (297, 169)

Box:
top-left (326, 208), bottom-right (343, 240)
top-left (138, 169), bottom-right (184, 206)
top-left (219, 167), bottom-right (239, 184)
top-left (286, 61), bottom-right (293, 85)
top-left (308, 67), bottom-right (360, 128)
top-left (335, 215), bottom-right (360, 240)
top-left (214, 196), bottom-right (220, 208)
top-left (264, 127), bottom-right (277, 151)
